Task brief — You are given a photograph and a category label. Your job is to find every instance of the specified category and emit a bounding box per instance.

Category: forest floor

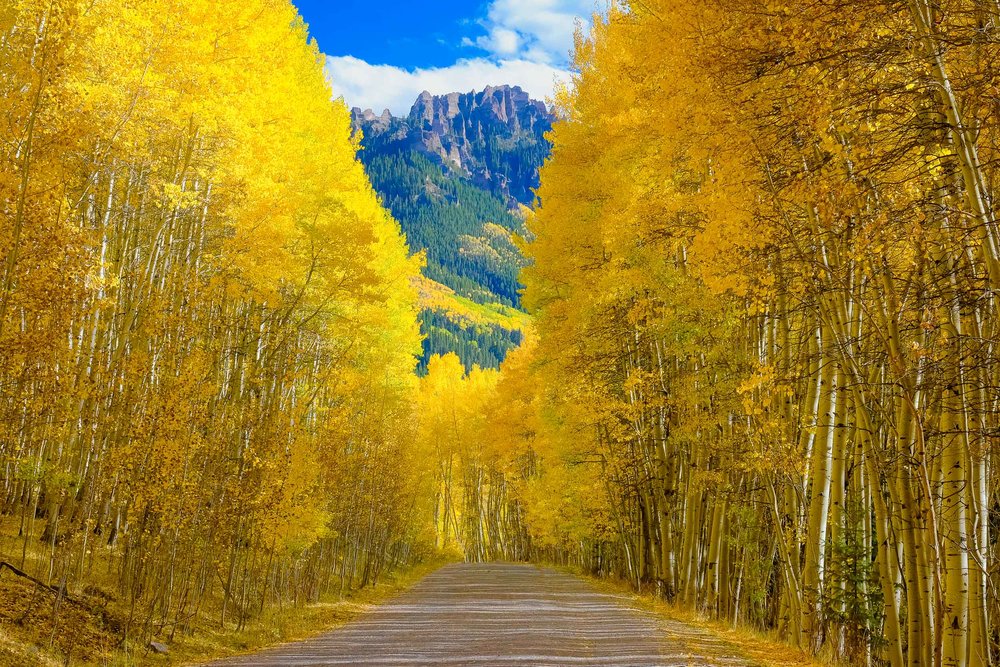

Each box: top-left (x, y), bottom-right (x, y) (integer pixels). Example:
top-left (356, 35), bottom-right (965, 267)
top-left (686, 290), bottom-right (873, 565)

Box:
top-left (0, 545), bottom-right (448, 667)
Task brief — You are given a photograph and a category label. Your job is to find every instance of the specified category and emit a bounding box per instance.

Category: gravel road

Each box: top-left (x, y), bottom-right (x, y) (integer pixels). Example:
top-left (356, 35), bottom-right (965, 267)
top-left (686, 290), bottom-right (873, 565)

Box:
top-left (206, 563), bottom-right (750, 666)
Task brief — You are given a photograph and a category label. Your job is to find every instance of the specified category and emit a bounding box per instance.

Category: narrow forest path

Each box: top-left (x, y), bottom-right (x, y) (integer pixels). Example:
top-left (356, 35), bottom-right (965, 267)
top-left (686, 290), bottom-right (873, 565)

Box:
top-left (205, 563), bottom-right (751, 666)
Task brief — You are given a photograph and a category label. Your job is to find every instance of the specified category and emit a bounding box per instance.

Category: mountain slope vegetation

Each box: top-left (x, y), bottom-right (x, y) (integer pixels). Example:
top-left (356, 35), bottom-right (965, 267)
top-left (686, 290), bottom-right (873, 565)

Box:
top-left (352, 86), bottom-right (552, 372)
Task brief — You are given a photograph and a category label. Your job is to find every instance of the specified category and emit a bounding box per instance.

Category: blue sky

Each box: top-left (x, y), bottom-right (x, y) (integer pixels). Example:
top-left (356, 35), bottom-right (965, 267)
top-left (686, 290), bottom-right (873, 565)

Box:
top-left (292, 0), bottom-right (601, 115)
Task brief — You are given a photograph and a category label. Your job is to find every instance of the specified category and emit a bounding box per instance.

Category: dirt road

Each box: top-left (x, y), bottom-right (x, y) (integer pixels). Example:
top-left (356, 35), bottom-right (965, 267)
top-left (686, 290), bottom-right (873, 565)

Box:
top-left (207, 563), bottom-right (750, 666)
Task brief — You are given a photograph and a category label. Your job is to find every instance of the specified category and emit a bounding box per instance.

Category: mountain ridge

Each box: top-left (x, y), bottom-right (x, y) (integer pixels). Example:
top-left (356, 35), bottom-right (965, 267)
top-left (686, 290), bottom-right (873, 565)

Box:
top-left (352, 84), bottom-right (554, 207)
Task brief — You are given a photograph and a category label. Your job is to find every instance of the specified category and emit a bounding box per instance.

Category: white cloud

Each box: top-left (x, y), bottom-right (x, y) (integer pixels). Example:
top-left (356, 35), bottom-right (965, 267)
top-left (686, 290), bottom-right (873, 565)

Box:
top-left (472, 27), bottom-right (522, 57)
top-left (322, 0), bottom-right (606, 115)
top-left (326, 56), bottom-right (571, 116)
top-left (473, 0), bottom-right (602, 64)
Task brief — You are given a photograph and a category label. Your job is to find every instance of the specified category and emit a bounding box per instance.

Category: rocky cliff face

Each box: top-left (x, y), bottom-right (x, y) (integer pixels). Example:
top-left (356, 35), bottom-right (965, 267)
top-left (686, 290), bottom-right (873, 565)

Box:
top-left (351, 85), bottom-right (554, 206)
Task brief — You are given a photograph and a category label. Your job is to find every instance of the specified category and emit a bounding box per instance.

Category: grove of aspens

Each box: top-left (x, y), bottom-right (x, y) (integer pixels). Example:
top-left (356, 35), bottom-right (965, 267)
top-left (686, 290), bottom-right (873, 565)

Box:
top-left (2, 0), bottom-right (999, 666)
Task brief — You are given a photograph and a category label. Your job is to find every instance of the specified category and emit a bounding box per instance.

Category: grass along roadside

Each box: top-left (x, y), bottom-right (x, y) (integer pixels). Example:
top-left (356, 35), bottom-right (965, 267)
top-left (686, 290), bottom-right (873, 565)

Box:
top-left (0, 546), bottom-right (451, 667)
top-left (150, 556), bottom-right (452, 667)
top-left (572, 570), bottom-right (830, 667)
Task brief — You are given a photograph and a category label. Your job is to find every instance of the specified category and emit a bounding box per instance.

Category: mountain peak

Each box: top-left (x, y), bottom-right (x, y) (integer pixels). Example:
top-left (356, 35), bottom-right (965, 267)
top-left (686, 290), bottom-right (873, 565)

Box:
top-left (350, 106), bottom-right (394, 133)
top-left (481, 83), bottom-right (521, 98)
top-left (353, 85), bottom-right (554, 206)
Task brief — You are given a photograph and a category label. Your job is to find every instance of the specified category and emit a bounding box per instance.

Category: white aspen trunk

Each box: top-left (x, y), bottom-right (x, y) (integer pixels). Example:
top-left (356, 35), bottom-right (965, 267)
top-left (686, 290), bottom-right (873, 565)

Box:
top-left (854, 395), bottom-right (905, 667)
top-left (801, 324), bottom-right (835, 652)
top-left (966, 449), bottom-right (989, 667)
top-left (827, 364), bottom-right (849, 657)
top-left (941, 379), bottom-right (969, 667)
top-left (704, 498), bottom-right (725, 614)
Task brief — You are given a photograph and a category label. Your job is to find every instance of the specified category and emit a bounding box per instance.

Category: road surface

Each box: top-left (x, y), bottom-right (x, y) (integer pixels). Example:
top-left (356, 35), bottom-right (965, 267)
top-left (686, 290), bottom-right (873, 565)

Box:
top-left (206, 563), bottom-right (750, 666)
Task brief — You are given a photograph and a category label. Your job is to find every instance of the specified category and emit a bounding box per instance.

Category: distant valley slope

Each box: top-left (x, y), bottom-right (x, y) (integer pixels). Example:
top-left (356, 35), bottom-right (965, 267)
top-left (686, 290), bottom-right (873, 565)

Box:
top-left (352, 85), bottom-right (553, 373)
